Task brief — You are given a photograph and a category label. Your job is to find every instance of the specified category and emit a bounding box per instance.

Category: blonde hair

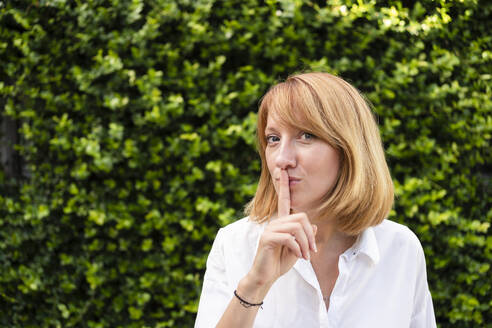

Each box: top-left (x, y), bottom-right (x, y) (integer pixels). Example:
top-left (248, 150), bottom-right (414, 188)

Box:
top-left (245, 72), bottom-right (394, 235)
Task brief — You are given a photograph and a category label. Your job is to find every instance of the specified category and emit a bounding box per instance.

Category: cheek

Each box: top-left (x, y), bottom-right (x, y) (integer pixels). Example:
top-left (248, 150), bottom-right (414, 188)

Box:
top-left (265, 150), bottom-right (276, 177)
top-left (265, 150), bottom-right (280, 193)
top-left (311, 147), bottom-right (340, 180)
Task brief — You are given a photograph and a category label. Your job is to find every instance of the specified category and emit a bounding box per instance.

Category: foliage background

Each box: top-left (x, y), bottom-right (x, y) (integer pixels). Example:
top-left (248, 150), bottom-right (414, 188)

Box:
top-left (0, 0), bottom-right (491, 327)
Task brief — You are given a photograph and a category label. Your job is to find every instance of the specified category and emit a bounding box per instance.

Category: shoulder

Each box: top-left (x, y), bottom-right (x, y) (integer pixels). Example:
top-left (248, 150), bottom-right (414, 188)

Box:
top-left (374, 219), bottom-right (422, 244)
top-left (220, 216), bottom-right (264, 232)
top-left (206, 217), bottom-right (265, 279)
top-left (218, 216), bottom-right (265, 236)
top-left (214, 216), bottom-right (266, 250)
top-left (373, 219), bottom-right (425, 259)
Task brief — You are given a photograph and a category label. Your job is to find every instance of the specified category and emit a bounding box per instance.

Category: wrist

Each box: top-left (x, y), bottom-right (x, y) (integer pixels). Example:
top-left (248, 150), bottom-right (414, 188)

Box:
top-left (237, 274), bottom-right (273, 304)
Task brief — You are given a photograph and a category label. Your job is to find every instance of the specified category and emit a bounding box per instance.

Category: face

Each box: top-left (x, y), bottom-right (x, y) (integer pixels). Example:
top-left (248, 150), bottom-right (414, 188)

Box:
top-left (265, 111), bottom-right (340, 216)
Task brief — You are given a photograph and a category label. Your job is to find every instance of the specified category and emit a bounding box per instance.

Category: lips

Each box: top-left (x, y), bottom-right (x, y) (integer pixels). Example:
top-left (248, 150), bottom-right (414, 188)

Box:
top-left (274, 176), bottom-right (301, 181)
top-left (274, 172), bottom-right (301, 185)
top-left (288, 177), bottom-right (301, 186)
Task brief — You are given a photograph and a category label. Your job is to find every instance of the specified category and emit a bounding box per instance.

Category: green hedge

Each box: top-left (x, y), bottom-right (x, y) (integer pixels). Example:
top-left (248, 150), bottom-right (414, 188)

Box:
top-left (0, 0), bottom-right (490, 326)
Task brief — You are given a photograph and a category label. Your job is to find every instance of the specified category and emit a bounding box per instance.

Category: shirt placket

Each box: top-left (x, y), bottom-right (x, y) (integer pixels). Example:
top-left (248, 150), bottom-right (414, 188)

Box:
top-left (327, 254), bottom-right (349, 327)
top-left (293, 247), bottom-right (359, 328)
top-left (326, 247), bottom-right (358, 327)
top-left (292, 259), bottom-right (328, 327)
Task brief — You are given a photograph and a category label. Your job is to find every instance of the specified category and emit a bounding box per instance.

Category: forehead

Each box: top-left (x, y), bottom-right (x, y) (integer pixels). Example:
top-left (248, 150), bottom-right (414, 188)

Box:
top-left (263, 98), bottom-right (315, 136)
top-left (265, 109), bottom-right (306, 131)
top-left (261, 79), bottom-right (322, 128)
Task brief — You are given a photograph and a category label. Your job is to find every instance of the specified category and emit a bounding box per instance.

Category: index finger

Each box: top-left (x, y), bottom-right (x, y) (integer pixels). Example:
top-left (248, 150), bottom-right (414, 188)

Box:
top-left (278, 169), bottom-right (291, 217)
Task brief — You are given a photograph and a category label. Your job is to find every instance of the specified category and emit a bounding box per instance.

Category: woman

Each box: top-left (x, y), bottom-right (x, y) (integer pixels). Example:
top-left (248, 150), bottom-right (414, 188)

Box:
top-left (195, 72), bottom-right (436, 327)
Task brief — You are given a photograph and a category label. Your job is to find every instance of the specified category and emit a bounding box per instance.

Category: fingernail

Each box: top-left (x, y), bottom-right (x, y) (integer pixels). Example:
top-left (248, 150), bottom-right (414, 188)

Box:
top-left (307, 253), bottom-right (311, 261)
top-left (314, 243), bottom-right (318, 253)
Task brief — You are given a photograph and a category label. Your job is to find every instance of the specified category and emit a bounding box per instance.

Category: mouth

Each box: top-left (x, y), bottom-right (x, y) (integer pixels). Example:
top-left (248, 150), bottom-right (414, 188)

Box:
top-left (288, 177), bottom-right (301, 186)
top-left (275, 177), bottom-right (301, 186)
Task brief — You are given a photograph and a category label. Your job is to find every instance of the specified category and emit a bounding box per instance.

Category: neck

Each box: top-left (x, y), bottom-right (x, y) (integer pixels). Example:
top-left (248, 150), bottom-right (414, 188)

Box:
top-left (307, 210), bottom-right (357, 255)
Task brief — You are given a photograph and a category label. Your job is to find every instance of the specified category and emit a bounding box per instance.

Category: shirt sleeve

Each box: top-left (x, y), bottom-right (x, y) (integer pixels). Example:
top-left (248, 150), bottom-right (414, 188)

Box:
top-left (410, 235), bottom-right (437, 328)
top-left (195, 228), bottom-right (233, 328)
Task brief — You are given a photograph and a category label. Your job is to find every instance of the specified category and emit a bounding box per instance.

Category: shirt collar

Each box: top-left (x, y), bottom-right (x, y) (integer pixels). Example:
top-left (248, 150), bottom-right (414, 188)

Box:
top-left (350, 226), bottom-right (380, 265)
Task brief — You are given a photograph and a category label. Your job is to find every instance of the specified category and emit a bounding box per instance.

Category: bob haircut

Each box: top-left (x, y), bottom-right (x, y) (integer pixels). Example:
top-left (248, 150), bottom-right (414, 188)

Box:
top-left (245, 72), bottom-right (394, 236)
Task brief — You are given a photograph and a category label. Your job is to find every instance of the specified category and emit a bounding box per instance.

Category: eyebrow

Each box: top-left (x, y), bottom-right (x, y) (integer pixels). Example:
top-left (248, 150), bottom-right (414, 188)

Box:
top-left (264, 126), bottom-right (278, 133)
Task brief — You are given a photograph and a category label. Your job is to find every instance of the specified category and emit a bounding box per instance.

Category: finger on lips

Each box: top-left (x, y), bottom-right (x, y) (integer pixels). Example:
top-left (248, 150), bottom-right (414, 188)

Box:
top-left (276, 169), bottom-right (315, 260)
top-left (278, 169), bottom-right (290, 217)
top-left (272, 169), bottom-right (319, 260)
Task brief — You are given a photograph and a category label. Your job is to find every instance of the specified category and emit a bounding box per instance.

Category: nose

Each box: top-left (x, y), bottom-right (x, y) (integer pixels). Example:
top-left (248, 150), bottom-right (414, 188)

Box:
top-left (275, 140), bottom-right (296, 169)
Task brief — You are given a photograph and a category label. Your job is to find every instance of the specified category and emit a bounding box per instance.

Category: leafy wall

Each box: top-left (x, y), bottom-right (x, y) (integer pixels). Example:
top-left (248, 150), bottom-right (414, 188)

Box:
top-left (0, 0), bottom-right (490, 327)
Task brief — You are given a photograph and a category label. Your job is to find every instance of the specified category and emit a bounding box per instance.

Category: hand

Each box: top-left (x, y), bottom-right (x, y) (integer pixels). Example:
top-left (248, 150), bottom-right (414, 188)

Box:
top-left (245, 169), bottom-right (317, 289)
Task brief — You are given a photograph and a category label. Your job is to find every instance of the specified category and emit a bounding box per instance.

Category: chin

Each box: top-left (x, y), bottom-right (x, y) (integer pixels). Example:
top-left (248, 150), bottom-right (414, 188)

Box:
top-left (291, 199), bottom-right (317, 214)
top-left (290, 204), bottom-right (306, 214)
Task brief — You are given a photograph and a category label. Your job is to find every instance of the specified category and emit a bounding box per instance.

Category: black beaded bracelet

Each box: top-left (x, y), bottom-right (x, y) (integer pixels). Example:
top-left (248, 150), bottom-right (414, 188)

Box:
top-left (234, 290), bottom-right (264, 309)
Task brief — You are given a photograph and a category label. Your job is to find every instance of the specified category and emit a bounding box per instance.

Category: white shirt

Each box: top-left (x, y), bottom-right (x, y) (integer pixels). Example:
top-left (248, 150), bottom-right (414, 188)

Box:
top-left (195, 217), bottom-right (436, 328)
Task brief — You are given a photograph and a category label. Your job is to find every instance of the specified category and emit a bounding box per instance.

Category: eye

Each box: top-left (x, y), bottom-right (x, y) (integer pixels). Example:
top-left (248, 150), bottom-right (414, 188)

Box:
top-left (300, 132), bottom-right (316, 140)
top-left (266, 135), bottom-right (280, 144)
